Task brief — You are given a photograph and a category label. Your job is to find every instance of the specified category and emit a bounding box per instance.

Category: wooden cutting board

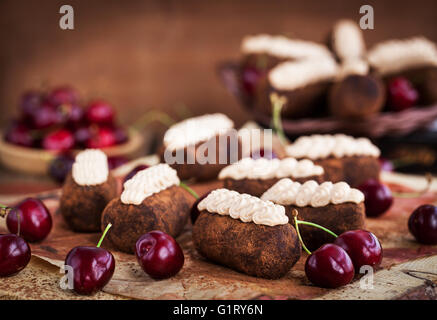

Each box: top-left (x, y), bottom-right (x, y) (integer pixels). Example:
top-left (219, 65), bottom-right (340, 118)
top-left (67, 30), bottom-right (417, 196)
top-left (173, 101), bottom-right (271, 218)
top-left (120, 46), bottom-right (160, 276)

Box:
top-left (0, 170), bottom-right (436, 300)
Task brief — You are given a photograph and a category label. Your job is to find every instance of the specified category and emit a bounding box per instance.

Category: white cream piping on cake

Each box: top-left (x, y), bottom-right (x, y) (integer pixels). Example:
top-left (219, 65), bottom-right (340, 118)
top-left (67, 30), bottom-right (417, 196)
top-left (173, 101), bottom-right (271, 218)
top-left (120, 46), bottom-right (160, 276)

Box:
top-left (268, 56), bottom-right (338, 90)
top-left (285, 134), bottom-right (380, 160)
top-left (241, 34), bottom-right (332, 59)
top-left (72, 149), bottom-right (109, 186)
top-left (367, 37), bottom-right (437, 75)
top-left (163, 113), bottom-right (234, 151)
top-left (121, 164), bottom-right (180, 205)
top-left (261, 178), bottom-right (364, 207)
top-left (197, 188), bottom-right (289, 226)
top-left (332, 20), bottom-right (366, 61)
top-left (218, 157), bottom-right (324, 180)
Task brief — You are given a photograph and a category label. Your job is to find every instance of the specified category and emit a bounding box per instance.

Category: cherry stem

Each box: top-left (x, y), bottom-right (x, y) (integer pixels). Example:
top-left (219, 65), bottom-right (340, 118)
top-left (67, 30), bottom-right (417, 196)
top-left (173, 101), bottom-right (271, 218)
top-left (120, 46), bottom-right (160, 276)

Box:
top-left (97, 223), bottom-right (112, 248)
top-left (292, 209), bottom-right (338, 255)
top-left (131, 110), bottom-right (176, 131)
top-left (0, 204), bottom-right (12, 218)
top-left (392, 173), bottom-right (433, 199)
top-left (270, 93), bottom-right (288, 146)
top-left (179, 182), bottom-right (199, 199)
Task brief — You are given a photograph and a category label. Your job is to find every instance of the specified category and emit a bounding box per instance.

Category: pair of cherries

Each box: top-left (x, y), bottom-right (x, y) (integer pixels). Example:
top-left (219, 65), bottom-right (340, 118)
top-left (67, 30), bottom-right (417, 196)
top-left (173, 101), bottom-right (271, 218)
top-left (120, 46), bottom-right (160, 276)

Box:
top-left (0, 198), bottom-right (52, 277)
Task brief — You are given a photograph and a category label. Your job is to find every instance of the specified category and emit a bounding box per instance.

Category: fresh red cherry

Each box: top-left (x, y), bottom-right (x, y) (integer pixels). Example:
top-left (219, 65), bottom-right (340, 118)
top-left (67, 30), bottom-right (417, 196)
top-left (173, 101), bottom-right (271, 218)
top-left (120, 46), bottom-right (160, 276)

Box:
top-left (241, 67), bottom-right (265, 97)
top-left (379, 157), bottom-right (394, 172)
top-left (85, 100), bottom-right (115, 125)
top-left (49, 153), bottom-right (75, 183)
top-left (47, 86), bottom-right (78, 107)
top-left (30, 101), bottom-right (59, 129)
top-left (4, 122), bottom-right (34, 147)
top-left (123, 164), bottom-right (149, 184)
top-left (86, 127), bottom-right (116, 148)
top-left (74, 126), bottom-right (92, 148)
top-left (408, 204), bottom-right (437, 245)
top-left (135, 230), bottom-right (184, 279)
top-left (190, 191), bottom-right (211, 224)
top-left (57, 103), bottom-right (84, 126)
top-left (112, 127), bottom-right (128, 145)
top-left (0, 234), bottom-right (31, 277)
top-left (358, 179), bottom-right (393, 217)
top-left (6, 198), bottom-right (52, 242)
top-left (107, 156), bottom-right (129, 170)
top-left (387, 77), bottom-right (419, 112)
top-left (20, 91), bottom-right (43, 119)
top-left (42, 129), bottom-right (75, 151)
top-left (65, 224), bottom-right (115, 295)
top-left (334, 230), bottom-right (382, 271)
top-left (305, 243), bottom-right (355, 288)
top-left (250, 148), bottom-right (278, 160)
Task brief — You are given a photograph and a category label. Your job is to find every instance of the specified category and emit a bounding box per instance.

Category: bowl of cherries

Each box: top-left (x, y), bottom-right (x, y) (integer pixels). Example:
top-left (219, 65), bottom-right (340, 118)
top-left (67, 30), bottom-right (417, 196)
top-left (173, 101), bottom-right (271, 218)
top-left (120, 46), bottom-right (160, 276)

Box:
top-left (0, 86), bottom-right (144, 175)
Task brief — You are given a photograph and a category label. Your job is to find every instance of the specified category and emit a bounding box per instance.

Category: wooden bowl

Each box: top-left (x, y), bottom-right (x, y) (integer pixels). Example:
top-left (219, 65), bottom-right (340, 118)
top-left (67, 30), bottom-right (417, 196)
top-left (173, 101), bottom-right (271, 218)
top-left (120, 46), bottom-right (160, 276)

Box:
top-left (218, 62), bottom-right (437, 138)
top-left (0, 128), bottom-right (145, 175)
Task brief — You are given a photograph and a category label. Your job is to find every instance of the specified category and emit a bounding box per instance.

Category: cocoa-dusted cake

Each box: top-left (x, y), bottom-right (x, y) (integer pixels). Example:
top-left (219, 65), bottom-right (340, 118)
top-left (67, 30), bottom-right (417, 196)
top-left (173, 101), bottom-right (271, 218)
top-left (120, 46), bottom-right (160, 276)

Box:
top-left (193, 188), bottom-right (301, 279)
top-left (60, 149), bottom-right (117, 232)
top-left (159, 113), bottom-right (241, 181)
top-left (218, 157), bottom-right (324, 197)
top-left (285, 134), bottom-right (380, 187)
top-left (101, 163), bottom-right (190, 253)
top-left (368, 37), bottom-right (437, 105)
top-left (328, 20), bottom-right (386, 119)
top-left (261, 178), bottom-right (365, 250)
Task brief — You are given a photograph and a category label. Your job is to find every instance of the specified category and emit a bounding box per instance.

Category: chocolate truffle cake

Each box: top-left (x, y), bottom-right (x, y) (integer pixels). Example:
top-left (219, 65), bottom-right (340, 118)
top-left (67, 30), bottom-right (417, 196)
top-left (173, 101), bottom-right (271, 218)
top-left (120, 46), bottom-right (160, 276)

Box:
top-left (101, 164), bottom-right (191, 253)
top-left (219, 157), bottom-right (324, 197)
top-left (159, 113), bottom-right (241, 181)
top-left (192, 188), bottom-right (301, 279)
top-left (60, 149), bottom-right (117, 232)
top-left (285, 134), bottom-right (381, 187)
top-left (261, 178), bottom-right (365, 250)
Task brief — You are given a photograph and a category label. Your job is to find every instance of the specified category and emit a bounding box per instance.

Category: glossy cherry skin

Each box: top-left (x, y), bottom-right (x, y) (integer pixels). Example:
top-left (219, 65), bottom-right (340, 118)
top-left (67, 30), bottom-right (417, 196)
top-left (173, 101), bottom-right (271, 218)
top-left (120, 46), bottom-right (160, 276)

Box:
top-left (305, 243), bottom-right (355, 288)
top-left (86, 127), bottom-right (116, 148)
top-left (47, 86), bottom-right (78, 107)
top-left (135, 231), bottom-right (184, 279)
top-left (20, 91), bottom-right (43, 119)
top-left (65, 246), bottom-right (115, 295)
top-left (408, 204), bottom-right (437, 245)
top-left (30, 101), bottom-right (59, 129)
top-left (57, 103), bottom-right (84, 126)
top-left (107, 156), bottom-right (129, 170)
top-left (241, 67), bottom-right (265, 97)
top-left (4, 122), bottom-right (34, 147)
top-left (123, 164), bottom-right (149, 184)
top-left (42, 129), bottom-right (75, 151)
top-left (74, 126), bottom-right (92, 148)
top-left (85, 100), bottom-right (115, 125)
top-left (250, 148), bottom-right (278, 160)
top-left (358, 179), bottom-right (393, 217)
top-left (387, 77), bottom-right (419, 112)
top-left (7, 198), bottom-right (52, 242)
top-left (379, 158), bottom-right (394, 172)
top-left (49, 153), bottom-right (75, 183)
top-left (0, 234), bottom-right (31, 277)
top-left (334, 230), bottom-right (383, 270)
top-left (190, 191), bottom-right (211, 224)
top-left (112, 127), bottom-right (128, 145)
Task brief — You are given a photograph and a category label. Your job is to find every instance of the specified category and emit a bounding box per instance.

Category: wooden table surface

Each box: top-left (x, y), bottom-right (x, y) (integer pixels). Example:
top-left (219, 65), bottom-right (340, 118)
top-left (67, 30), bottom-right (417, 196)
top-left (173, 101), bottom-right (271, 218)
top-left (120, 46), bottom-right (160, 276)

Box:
top-left (0, 163), bottom-right (436, 300)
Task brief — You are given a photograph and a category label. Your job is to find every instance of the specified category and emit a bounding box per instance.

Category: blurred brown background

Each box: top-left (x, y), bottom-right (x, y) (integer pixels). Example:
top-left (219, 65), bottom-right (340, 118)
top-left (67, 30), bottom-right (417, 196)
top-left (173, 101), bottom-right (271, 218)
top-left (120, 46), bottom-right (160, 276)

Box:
top-left (1, 0), bottom-right (437, 129)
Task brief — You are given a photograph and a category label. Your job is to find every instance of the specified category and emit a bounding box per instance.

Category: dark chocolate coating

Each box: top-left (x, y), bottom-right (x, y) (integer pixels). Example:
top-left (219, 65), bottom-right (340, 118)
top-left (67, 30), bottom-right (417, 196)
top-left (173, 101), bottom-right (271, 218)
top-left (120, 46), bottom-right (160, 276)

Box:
top-left (60, 172), bottom-right (118, 232)
top-left (159, 131), bottom-right (241, 182)
top-left (223, 174), bottom-right (323, 197)
top-left (285, 202), bottom-right (366, 251)
top-left (101, 185), bottom-right (190, 253)
top-left (193, 211), bottom-right (301, 279)
top-left (312, 156), bottom-right (380, 187)
top-left (329, 75), bottom-right (386, 119)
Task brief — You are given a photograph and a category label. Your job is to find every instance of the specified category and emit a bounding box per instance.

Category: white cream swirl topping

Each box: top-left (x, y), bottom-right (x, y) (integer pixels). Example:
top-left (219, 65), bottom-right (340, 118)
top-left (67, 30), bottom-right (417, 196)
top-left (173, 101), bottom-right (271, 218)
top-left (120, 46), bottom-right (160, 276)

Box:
top-left (72, 149), bottom-right (109, 186)
top-left (197, 189), bottom-right (288, 226)
top-left (121, 164), bottom-right (180, 205)
top-left (268, 56), bottom-right (338, 90)
top-left (368, 37), bottom-right (437, 75)
top-left (285, 134), bottom-right (380, 160)
top-left (218, 157), bottom-right (323, 180)
top-left (241, 34), bottom-right (332, 59)
top-left (261, 178), bottom-right (364, 207)
top-left (332, 20), bottom-right (366, 61)
top-left (163, 113), bottom-right (234, 151)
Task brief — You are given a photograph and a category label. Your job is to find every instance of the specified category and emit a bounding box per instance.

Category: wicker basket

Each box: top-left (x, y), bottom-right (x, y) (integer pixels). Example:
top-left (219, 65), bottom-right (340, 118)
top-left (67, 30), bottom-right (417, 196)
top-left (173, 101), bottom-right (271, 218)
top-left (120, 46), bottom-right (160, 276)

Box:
top-left (218, 62), bottom-right (437, 138)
